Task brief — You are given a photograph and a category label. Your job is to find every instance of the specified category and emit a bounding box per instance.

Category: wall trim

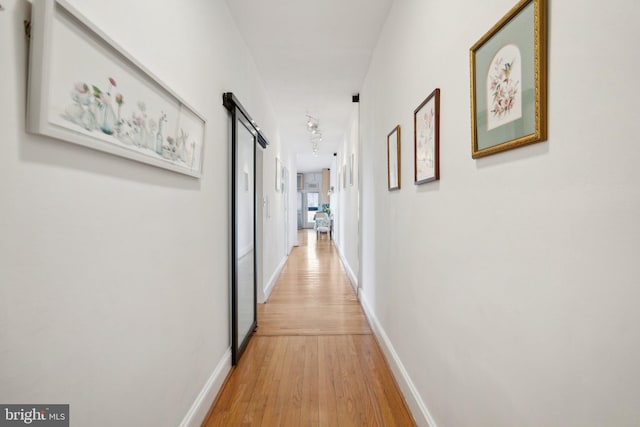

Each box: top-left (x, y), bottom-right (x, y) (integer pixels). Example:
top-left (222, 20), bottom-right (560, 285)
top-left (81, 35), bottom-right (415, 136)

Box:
top-left (359, 295), bottom-right (438, 427)
top-left (178, 348), bottom-right (232, 427)
top-left (261, 254), bottom-right (287, 303)
top-left (336, 242), bottom-right (358, 293)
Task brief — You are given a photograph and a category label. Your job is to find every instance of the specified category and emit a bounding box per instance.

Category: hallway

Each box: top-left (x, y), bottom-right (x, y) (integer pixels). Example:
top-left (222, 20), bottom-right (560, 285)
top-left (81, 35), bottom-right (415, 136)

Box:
top-left (204, 230), bottom-right (415, 426)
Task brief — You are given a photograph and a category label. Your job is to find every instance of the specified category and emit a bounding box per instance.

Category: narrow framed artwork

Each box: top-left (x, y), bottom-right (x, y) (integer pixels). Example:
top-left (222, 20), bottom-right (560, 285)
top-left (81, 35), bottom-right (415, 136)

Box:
top-left (275, 157), bottom-right (282, 192)
top-left (414, 88), bottom-right (440, 184)
top-left (349, 153), bottom-right (355, 186)
top-left (387, 125), bottom-right (401, 191)
top-left (470, 0), bottom-right (547, 158)
top-left (342, 164), bottom-right (347, 189)
top-left (27, 0), bottom-right (206, 177)
top-left (281, 166), bottom-right (288, 193)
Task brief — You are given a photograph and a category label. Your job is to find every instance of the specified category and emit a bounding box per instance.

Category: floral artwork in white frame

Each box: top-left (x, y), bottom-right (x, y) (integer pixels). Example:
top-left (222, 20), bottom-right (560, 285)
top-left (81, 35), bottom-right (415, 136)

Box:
top-left (27, 0), bottom-right (206, 177)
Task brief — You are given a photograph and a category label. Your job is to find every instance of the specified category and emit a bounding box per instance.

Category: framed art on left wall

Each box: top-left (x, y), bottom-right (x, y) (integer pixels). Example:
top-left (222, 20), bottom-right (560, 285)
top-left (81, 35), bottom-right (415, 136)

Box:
top-left (27, 0), bottom-right (206, 177)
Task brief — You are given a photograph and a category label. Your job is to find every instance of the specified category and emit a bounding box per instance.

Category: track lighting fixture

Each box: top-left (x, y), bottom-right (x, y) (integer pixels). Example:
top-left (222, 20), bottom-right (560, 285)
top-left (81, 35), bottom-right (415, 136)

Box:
top-left (306, 114), bottom-right (322, 156)
top-left (306, 115), bottom-right (318, 133)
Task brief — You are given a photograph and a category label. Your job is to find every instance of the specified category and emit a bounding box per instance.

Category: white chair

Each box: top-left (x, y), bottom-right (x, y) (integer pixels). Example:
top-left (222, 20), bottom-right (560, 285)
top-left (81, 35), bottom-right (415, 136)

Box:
top-left (314, 213), bottom-right (331, 240)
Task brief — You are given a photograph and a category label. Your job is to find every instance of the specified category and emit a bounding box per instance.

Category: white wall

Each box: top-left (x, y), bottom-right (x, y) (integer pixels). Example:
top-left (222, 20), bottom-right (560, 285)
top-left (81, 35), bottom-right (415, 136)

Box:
top-left (359, 0), bottom-right (640, 426)
top-left (259, 146), bottom-right (289, 302)
top-left (334, 104), bottom-right (361, 289)
top-left (260, 148), bottom-right (297, 302)
top-left (287, 156), bottom-right (298, 250)
top-left (0, 0), bottom-right (281, 425)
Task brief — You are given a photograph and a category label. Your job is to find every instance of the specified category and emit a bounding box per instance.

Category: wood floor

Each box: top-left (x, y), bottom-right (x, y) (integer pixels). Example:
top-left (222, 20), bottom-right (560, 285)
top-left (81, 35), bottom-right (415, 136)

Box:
top-left (203, 230), bottom-right (415, 427)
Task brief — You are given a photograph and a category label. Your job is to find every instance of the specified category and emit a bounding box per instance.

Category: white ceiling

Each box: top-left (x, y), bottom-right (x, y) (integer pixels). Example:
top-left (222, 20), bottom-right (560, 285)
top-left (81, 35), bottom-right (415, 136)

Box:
top-left (225, 0), bottom-right (394, 173)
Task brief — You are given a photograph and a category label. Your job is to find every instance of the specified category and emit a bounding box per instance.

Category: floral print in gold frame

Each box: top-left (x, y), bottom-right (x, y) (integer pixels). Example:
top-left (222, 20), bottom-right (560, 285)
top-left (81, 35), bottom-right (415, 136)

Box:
top-left (470, 0), bottom-right (547, 158)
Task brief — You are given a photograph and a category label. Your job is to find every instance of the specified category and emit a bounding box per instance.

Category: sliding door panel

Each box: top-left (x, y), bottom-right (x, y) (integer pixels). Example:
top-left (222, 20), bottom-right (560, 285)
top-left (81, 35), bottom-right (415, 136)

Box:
top-left (224, 92), bottom-right (268, 365)
top-left (235, 118), bottom-right (256, 357)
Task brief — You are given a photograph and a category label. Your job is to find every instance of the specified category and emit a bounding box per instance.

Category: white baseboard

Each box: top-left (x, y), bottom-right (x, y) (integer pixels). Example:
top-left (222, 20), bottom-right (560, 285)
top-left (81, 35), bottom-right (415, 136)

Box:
top-left (178, 348), bottom-right (232, 427)
top-left (261, 254), bottom-right (287, 303)
top-left (359, 295), bottom-right (438, 427)
top-left (335, 243), bottom-right (358, 293)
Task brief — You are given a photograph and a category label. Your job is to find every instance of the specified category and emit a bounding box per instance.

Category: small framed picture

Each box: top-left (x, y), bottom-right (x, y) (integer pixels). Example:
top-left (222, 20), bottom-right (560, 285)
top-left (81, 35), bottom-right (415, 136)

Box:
top-left (387, 125), bottom-right (401, 191)
top-left (342, 164), bottom-right (347, 189)
top-left (349, 153), bottom-right (355, 186)
top-left (275, 157), bottom-right (281, 192)
top-left (414, 88), bottom-right (440, 184)
top-left (470, 0), bottom-right (547, 158)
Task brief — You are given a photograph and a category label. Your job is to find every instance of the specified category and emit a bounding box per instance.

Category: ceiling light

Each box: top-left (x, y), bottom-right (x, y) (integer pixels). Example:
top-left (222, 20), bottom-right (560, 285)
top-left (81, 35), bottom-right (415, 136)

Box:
top-left (305, 114), bottom-right (322, 156)
top-left (306, 115), bottom-right (318, 130)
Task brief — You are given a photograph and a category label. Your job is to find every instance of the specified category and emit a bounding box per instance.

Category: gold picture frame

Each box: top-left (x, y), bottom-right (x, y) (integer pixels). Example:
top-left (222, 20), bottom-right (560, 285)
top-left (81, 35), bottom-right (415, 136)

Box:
top-left (470, 0), bottom-right (547, 158)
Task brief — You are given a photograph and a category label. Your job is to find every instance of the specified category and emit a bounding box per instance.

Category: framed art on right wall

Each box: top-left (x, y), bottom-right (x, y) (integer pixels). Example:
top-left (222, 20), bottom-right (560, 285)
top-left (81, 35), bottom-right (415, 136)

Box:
top-left (414, 88), bottom-right (440, 184)
top-left (387, 125), bottom-right (401, 191)
top-left (470, 0), bottom-right (547, 158)
top-left (275, 157), bottom-right (282, 192)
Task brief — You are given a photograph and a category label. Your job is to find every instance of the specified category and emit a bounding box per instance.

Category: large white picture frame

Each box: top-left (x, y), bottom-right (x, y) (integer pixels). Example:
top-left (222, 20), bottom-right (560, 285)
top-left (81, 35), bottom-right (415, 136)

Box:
top-left (27, 0), bottom-right (206, 177)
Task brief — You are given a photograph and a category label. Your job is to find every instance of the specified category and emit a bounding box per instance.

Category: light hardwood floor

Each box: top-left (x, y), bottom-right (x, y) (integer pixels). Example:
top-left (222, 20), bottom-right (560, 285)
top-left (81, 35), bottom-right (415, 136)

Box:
top-left (203, 230), bottom-right (415, 427)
